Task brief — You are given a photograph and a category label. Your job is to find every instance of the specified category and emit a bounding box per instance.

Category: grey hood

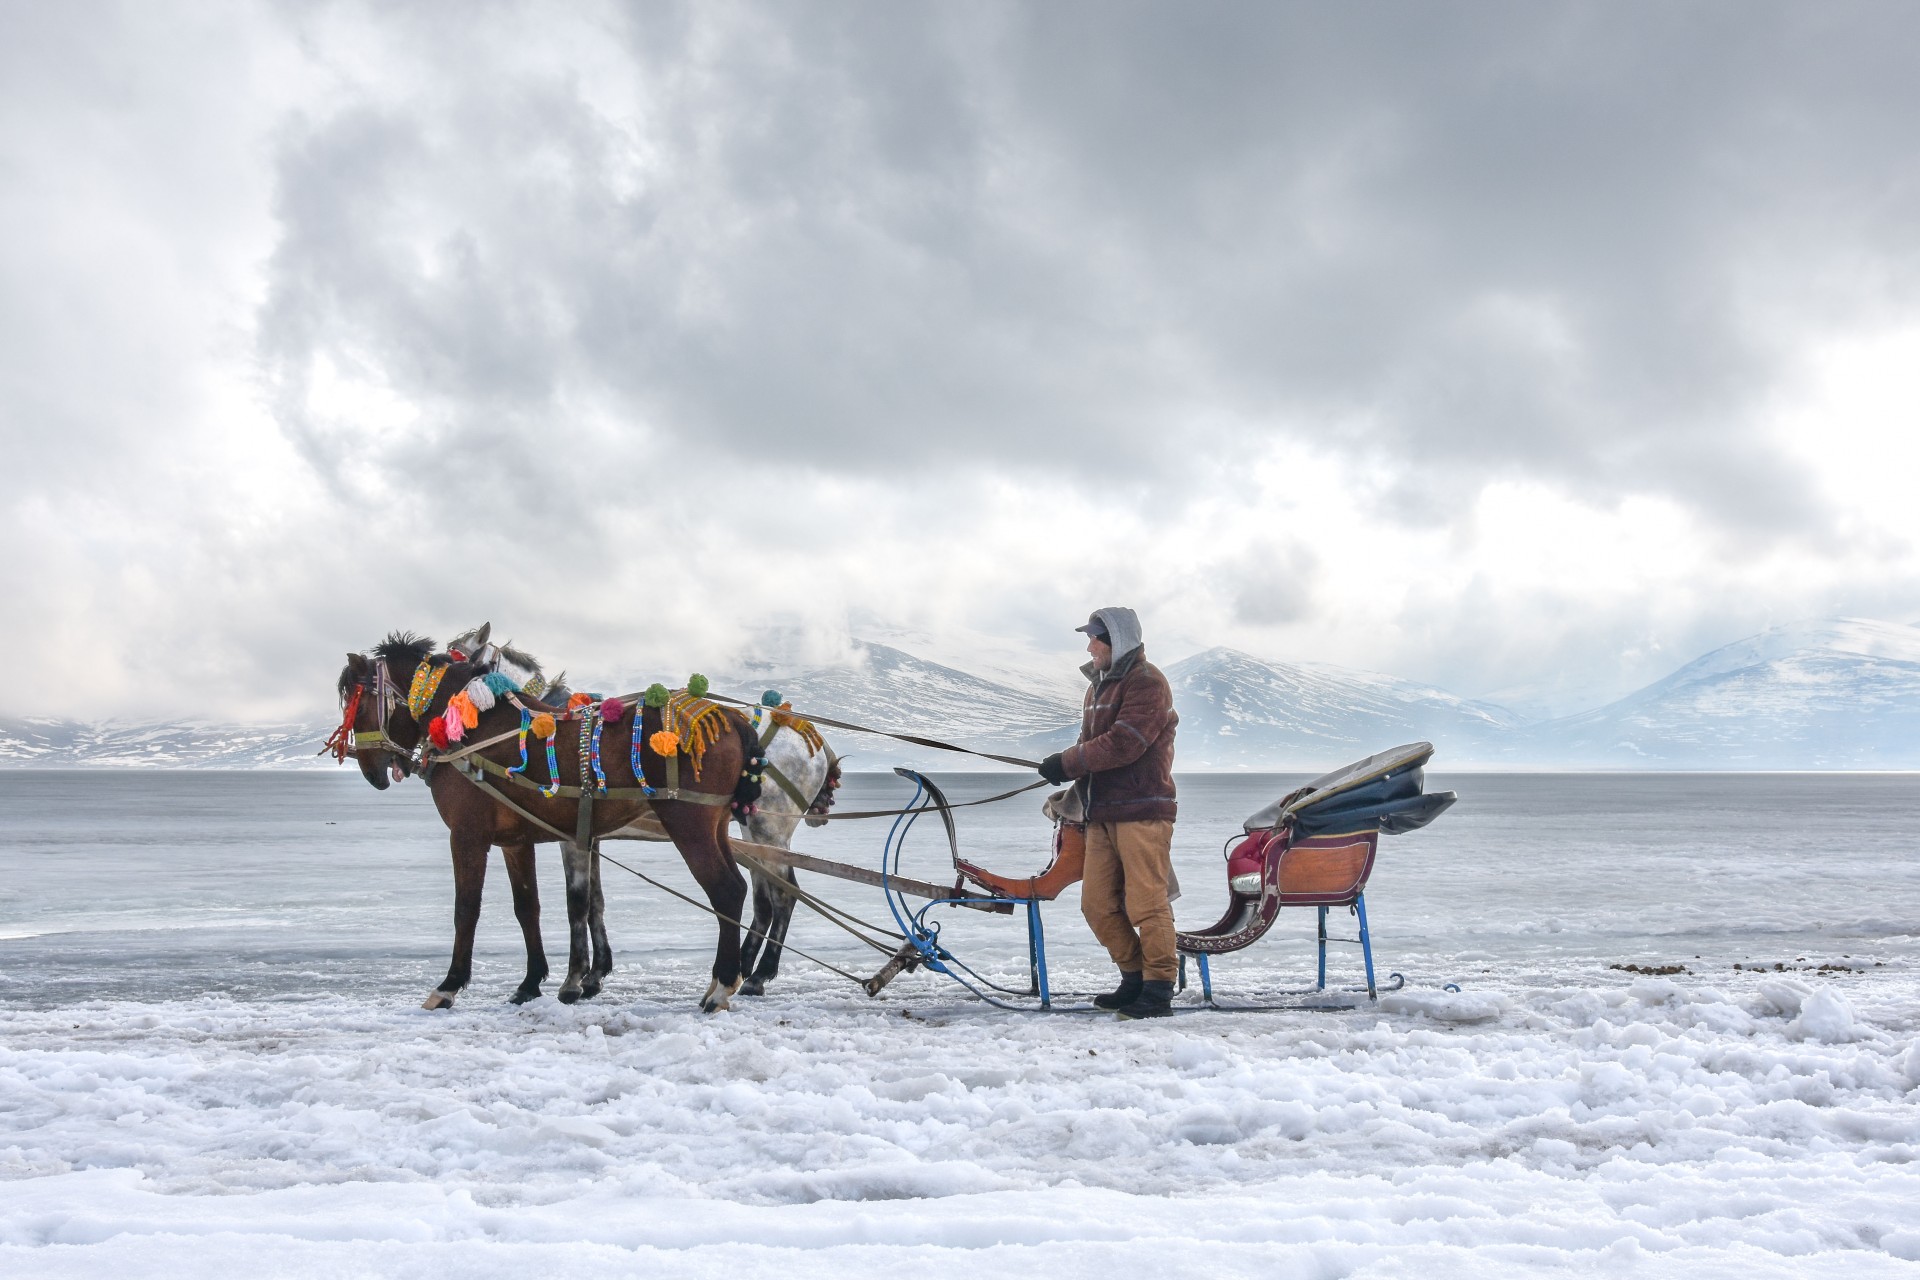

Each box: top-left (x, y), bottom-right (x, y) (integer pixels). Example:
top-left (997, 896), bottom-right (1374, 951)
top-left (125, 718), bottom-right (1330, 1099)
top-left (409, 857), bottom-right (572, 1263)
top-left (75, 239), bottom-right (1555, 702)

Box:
top-left (1079, 606), bottom-right (1144, 684)
top-left (1088, 606), bottom-right (1143, 661)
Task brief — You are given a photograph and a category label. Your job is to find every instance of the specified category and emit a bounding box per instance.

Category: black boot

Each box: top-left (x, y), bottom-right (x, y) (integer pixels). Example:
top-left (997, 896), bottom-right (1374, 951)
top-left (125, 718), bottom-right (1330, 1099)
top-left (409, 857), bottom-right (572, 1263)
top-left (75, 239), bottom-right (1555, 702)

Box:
top-left (1092, 970), bottom-right (1143, 1010)
top-left (1116, 979), bottom-right (1175, 1020)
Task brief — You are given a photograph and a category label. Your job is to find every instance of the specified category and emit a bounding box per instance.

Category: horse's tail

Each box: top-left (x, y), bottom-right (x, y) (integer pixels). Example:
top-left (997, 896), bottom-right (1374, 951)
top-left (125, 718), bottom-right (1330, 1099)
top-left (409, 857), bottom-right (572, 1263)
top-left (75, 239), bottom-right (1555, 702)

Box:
top-left (804, 746), bottom-right (842, 828)
top-left (729, 711), bottom-right (767, 817)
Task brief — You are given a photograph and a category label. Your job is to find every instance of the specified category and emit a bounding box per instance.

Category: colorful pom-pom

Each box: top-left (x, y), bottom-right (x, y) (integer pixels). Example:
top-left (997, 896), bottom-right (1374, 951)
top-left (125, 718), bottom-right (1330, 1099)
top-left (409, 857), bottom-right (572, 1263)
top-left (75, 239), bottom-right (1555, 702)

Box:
top-left (428, 718), bottom-right (449, 750)
top-left (464, 678), bottom-right (497, 712)
top-left (482, 672), bottom-right (517, 696)
top-left (530, 712), bottom-right (557, 738)
top-left (442, 704), bottom-right (466, 743)
top-left (687, 673), bottom-right (709, 699)
top-left (567, 692), bottom-right (591, 710)
top-left (644, 683), bottom-right (669, 708)
top-left (761, 689), bottom-right (782, 707)
top-left (599, 697), bottom-right (626, 722)
top-left (450, 692), bottom-right (480, 729)
top-left (649, 730), bottom-right (680, 756)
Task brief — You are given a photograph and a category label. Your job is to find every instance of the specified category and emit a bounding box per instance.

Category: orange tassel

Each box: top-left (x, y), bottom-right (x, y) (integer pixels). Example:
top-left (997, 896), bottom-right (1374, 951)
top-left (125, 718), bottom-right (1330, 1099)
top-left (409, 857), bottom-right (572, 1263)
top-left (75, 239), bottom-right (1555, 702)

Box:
top-left (649, 730), bottom-right (680, 756)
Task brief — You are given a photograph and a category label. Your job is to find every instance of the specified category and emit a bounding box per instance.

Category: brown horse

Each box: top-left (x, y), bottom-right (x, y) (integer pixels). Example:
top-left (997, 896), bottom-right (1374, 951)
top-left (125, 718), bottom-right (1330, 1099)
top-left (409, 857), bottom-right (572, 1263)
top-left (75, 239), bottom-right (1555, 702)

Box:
top-left (336, 633), bottom-right (760, 1012)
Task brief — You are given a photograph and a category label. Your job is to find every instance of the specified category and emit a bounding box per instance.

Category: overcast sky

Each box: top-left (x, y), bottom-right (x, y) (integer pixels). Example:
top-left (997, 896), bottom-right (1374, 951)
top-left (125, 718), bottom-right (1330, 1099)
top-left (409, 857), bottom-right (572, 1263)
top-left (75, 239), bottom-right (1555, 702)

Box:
top-left (5, 1), bottom-right (1920, 722)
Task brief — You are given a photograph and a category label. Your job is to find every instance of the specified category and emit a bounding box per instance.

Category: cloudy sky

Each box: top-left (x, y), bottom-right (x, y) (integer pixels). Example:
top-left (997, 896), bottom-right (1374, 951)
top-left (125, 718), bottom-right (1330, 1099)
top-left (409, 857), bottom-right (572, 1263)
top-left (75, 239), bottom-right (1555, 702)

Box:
top-left (5, 1), bottom-right (1920, 722)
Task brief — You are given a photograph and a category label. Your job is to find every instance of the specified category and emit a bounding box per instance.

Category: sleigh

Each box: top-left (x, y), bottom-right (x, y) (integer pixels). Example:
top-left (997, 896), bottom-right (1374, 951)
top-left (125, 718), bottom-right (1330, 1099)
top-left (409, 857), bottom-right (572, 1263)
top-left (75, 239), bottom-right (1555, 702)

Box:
top-left (904, 742), bottom-right (1454, 1005)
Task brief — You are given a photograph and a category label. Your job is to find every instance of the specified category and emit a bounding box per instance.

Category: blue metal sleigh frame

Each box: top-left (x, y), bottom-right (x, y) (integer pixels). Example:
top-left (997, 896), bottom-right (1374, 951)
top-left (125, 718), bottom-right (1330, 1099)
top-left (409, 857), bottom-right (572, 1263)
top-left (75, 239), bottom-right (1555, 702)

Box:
top-left (872, 743), bottom-right (1456, 1010)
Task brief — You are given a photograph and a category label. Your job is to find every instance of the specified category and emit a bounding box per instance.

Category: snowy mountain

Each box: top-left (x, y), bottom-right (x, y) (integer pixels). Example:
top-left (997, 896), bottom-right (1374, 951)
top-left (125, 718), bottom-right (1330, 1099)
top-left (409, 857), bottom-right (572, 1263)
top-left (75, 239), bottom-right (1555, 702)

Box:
top-left (6, 618), bottom-right (1919, 770)
top-left (721, 640), bottom-right (1081, 768)
top-left (0, 717), bottom-right (335, 769)
top-left (1522, 618), bottom-right (1920, 768)
top-left (1164, 647), bottom-right (1525, 768)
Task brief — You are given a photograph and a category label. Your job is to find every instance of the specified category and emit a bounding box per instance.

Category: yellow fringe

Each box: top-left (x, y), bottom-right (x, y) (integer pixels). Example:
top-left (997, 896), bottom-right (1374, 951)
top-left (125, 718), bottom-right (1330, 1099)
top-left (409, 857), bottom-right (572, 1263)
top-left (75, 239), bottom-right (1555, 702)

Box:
top-left (666, 692), bottom-right (735, 780)
top-left (769, 704), bottom-right (825, 756)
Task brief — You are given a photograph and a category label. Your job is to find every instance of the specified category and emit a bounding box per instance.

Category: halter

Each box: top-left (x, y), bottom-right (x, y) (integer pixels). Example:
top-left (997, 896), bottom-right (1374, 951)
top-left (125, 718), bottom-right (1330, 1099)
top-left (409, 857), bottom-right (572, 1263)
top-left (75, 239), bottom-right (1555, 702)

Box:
top-left (327, 656), bottom-right (416, 767)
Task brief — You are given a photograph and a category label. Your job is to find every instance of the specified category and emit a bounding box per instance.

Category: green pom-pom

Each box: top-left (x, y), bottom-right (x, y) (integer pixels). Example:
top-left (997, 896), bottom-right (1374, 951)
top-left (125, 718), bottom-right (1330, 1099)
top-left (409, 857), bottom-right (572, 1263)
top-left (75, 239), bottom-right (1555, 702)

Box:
top-left (687, 673), bottom-right (709, 698)
top-left (644, 683), bottom-right (670, 708)
top-left (760, 689), bottom-right (782, 707)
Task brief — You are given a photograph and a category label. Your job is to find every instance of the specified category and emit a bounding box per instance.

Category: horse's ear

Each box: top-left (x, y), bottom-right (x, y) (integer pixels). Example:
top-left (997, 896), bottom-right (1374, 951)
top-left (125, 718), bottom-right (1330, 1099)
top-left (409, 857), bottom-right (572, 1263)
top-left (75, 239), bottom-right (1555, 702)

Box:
top-left (345, 652), bottom-right (367, 672)
top-left (473, 622), bottom-right (491, 649)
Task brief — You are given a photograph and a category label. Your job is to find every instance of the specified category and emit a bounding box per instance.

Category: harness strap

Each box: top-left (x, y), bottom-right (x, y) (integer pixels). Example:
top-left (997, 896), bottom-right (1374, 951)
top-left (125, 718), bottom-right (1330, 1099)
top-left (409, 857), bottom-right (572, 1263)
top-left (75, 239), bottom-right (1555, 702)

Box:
top-left (465, 752), bottom-right (731, 805)
top-left (762, 762), bottom-right (814, 811)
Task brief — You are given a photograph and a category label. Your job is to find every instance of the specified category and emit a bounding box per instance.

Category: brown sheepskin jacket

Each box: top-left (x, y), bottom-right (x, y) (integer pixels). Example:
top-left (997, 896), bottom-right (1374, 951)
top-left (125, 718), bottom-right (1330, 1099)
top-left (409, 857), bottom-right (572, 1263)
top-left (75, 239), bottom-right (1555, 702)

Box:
top-left (1059, 646), bottom-right (1178, 824)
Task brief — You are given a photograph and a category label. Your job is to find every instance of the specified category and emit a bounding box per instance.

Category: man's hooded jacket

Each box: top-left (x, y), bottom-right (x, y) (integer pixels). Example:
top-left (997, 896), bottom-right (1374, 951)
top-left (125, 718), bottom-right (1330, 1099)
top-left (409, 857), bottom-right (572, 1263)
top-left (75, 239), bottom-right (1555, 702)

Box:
top-left (1058, 606), bottom-right (1178, 824)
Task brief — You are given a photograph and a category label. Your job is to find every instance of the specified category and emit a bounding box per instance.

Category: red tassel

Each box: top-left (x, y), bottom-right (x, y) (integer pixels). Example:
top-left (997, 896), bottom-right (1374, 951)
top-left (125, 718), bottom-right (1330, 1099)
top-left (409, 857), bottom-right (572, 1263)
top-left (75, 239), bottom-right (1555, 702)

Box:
top-left (428, 718), bottom-right (449, 750)
top-left (325, 686), bottom-right (363, 764)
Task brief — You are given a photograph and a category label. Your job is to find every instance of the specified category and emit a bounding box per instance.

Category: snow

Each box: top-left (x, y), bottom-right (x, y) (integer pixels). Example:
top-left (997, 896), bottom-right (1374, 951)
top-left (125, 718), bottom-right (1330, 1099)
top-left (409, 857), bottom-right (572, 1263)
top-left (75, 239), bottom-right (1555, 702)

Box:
top-left (4, 770), bottom-right (1920, 1275)
top-left (4, 964), bottom-right (1920, 1276)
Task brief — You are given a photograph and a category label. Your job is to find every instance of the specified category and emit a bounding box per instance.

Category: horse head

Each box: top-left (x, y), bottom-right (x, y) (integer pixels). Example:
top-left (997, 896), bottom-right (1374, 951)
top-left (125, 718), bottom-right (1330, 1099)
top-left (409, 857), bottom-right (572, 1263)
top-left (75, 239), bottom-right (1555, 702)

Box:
top-left (330, 632), bottom-right (438, 789)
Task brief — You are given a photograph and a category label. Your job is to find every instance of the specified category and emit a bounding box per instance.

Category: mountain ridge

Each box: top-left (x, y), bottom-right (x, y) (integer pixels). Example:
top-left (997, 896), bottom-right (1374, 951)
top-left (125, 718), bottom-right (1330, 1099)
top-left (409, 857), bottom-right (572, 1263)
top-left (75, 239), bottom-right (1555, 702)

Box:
top-left (4, 618), bottom-right (1917, 770)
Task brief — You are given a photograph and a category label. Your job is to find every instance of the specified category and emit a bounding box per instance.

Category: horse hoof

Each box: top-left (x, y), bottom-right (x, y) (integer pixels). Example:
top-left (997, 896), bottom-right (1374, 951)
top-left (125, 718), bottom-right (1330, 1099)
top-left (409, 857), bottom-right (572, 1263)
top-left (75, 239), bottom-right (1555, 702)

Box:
top-left (422, 990), bottom-right (456, 1010)
top-left (739, 977), bottom-right (766, 997)
top-left (509, 986), bottom-right (542, 1005)
top-left (558, 986), bottom-right (582, 1005)
top-left (700, 978), bottom-right (735, 1013)
top-left (580, 978), bottom-right (602, 1001)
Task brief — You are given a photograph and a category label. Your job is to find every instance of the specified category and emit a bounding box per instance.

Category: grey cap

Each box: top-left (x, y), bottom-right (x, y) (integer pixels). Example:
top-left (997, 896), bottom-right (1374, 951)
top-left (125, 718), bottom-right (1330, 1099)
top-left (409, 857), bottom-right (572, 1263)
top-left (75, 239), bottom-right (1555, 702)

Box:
top-left (1074, 614), bottom-right (1109, 639)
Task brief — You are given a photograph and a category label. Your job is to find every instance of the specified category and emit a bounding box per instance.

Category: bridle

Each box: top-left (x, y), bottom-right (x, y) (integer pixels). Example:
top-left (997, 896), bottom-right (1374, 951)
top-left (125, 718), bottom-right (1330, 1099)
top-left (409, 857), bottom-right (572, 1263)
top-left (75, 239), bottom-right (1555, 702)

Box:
top-left (327, 656), bottom-right (419, 772)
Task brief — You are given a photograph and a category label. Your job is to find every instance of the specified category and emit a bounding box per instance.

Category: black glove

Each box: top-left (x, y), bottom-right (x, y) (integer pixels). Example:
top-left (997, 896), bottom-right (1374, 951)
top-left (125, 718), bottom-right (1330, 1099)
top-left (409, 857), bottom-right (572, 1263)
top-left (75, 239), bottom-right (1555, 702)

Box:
top-left (1038, 753), bottom-right (1069, 785)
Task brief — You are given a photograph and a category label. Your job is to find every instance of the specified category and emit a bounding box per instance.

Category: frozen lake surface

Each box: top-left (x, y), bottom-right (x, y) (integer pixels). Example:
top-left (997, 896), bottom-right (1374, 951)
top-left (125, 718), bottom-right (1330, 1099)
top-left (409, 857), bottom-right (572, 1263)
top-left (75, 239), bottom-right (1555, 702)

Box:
top-left (3, 770), bottom-right (1919, 1276)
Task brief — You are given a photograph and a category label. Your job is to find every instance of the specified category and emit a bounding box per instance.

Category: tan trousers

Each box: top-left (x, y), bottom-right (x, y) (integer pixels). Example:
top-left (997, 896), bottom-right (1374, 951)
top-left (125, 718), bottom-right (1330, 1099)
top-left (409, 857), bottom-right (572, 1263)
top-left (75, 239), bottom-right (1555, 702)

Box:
top-left (1080, 819), bottom-right (1177, 983)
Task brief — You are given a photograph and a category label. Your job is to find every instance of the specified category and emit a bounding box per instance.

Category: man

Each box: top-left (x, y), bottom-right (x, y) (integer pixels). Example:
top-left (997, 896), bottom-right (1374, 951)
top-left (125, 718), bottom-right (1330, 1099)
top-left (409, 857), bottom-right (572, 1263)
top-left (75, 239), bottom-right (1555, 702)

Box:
top-left (1038, 606), bottom-right (1179, 1019)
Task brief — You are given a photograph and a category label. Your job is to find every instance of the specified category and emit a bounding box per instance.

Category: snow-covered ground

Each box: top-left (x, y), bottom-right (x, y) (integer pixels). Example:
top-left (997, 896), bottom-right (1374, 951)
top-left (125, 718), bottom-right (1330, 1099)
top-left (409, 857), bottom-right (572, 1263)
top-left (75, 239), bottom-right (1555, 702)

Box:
top-left (5, 971), bottom-right (1919, 1277)
top-left (3, 771), bottom-right (1919, 1276)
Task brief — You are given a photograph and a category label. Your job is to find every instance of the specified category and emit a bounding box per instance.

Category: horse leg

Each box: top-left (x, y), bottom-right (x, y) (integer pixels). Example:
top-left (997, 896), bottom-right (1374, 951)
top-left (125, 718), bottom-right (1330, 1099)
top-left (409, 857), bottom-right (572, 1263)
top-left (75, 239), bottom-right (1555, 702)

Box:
top-left (582, 844), bottom-right (613, 1000)
top-left (737, 868), bottom-right (779, 997)
top-left (751, 867), bottom-right (801, 991)
top-left (657, 803), bottom-right (747, 1012)
top-left (425, 830), bottom-right (489, 1009)
top-left (502, 841), bottom-right (548, 1004)
top-left (555, 840), bottom-right (595, 1004)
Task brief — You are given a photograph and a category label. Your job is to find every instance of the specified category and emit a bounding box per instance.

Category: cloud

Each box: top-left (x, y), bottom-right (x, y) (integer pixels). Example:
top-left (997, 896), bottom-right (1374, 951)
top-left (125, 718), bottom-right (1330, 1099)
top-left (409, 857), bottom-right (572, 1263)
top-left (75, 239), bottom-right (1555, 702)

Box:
top-left (6, 1), bottom-right (1920, 719)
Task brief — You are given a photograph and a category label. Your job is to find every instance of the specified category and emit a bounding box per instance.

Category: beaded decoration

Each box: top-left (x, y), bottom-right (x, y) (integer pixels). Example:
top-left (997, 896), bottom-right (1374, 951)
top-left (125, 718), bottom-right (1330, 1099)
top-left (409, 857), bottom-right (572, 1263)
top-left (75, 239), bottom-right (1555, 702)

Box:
top-left (628, 723), bottom-right (656, 797)
top-left (578, 705), bottom-right (607, 795)
top-left (506, 706), bottom-right (533, 781)
top-left (540, 729), bottom-right (562, 799)
top-left (407, 663), bottom-right (448, 721)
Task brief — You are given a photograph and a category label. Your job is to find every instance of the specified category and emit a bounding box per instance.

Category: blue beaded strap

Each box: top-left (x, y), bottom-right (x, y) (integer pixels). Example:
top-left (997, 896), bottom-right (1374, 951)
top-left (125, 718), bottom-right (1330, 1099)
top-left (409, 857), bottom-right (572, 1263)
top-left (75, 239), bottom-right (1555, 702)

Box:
top-left (506, 707), bottom-right (533, 780)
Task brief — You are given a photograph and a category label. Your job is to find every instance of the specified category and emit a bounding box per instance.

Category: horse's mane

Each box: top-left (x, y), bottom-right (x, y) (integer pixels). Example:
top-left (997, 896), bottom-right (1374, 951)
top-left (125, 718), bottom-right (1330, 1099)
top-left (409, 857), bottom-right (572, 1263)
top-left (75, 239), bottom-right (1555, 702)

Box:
top-left (445, 625), bottom-right (568, 701)
top-left (374, 631), bottom-right (436, 666)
